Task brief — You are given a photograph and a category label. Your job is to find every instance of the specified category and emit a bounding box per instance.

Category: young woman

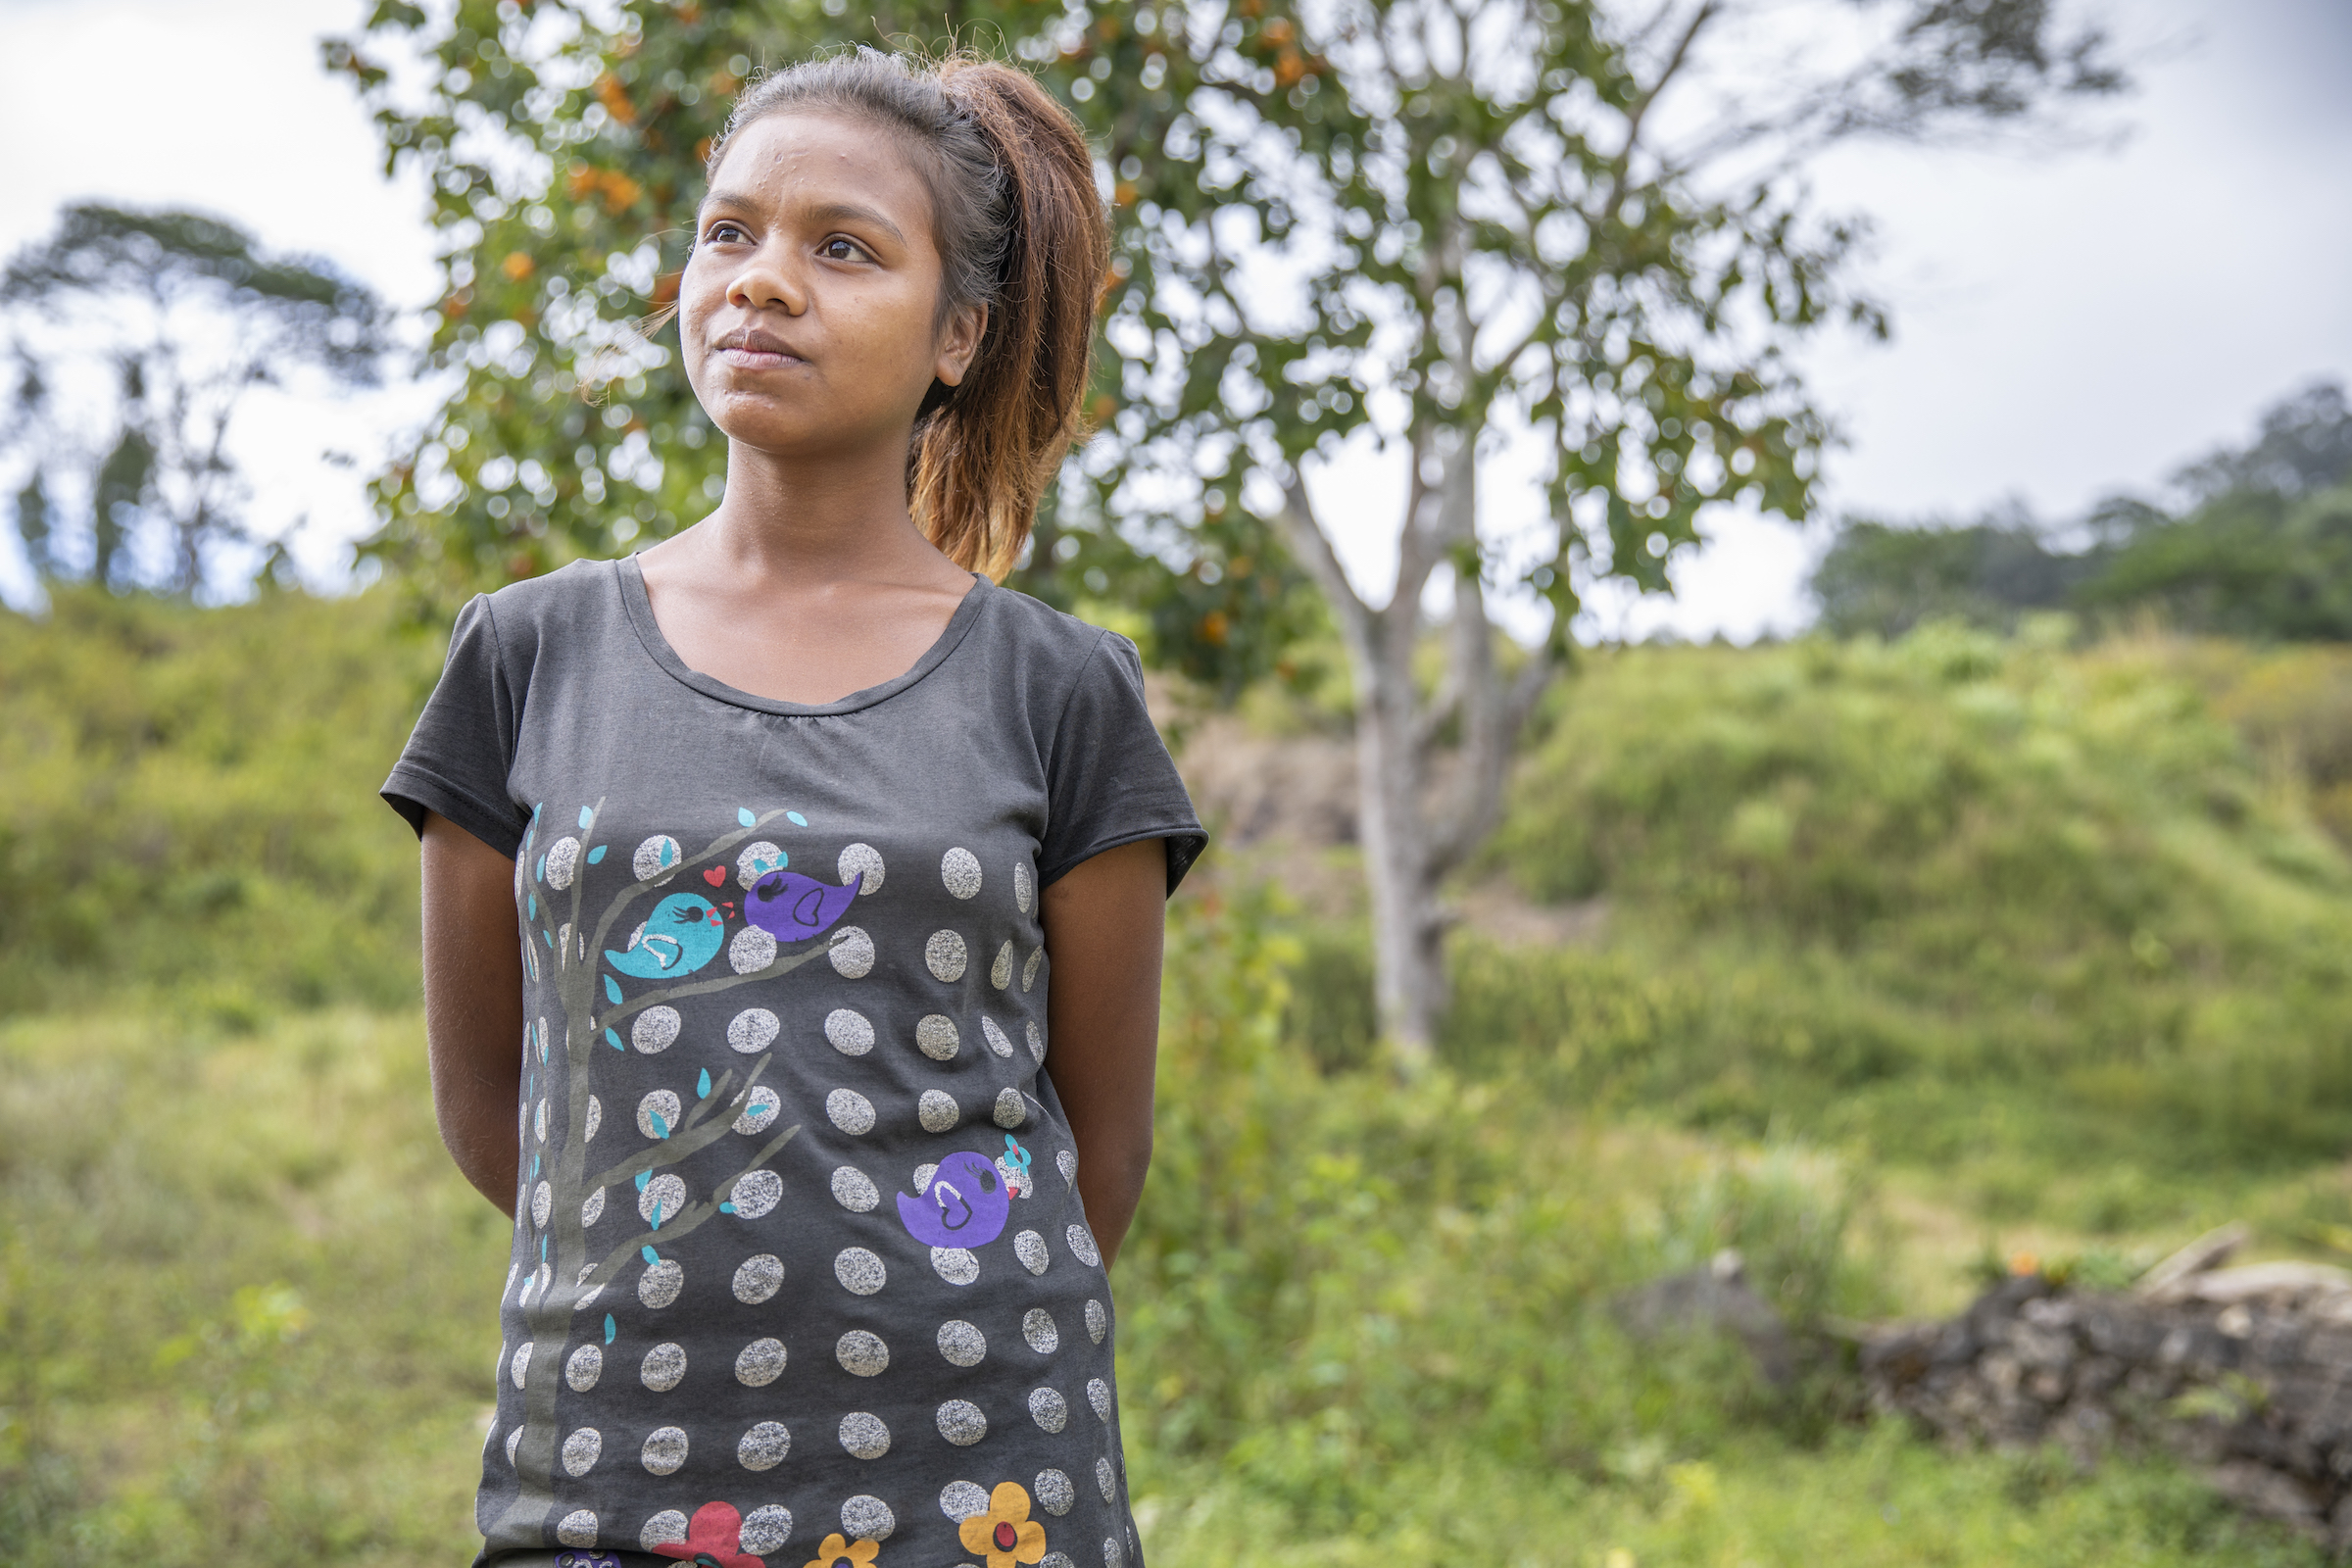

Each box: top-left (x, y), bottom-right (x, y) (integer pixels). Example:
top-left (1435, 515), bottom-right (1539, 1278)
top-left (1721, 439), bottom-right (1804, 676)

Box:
top-left (383, 51), bottom-right (1202, 1568)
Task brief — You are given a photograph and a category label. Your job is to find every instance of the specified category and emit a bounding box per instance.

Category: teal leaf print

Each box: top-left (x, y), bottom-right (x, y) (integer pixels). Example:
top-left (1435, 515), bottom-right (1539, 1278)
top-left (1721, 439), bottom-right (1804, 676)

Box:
top-left (587, 845), bottom-right (607, 864)
top-left (719, 1201), bottom-right (737, 1214)
top-left (697, 1068), bottom-right (711, 1100)
top-left (604, 975), bottom-right (622, 1004)
top-left (605, 1028), bottom-right (624, 1052)
top-left (604, 1314), bottom-right (616, 1345)
top-left (635, 1170), bottom-right (651, 1191)
top-left (738, 807), bottom-right (757, 827)
top-left (526, 895), bottom-right (536, 919)
top-left (577, 806), bottom-right (595, 829)
top-left (535, 856), bottom-right (546, 881)
top-left (650, 1110), bottom-right (671, 1139)
top-left (787, 811), bottom-right (808, 827)
top-left (641, 1246), bottom-right (660, 1265)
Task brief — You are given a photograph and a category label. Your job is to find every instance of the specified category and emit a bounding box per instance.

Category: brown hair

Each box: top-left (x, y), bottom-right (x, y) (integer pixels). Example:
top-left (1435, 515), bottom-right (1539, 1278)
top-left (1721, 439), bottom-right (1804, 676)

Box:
top-left (703, 48), bottom-right (1110, 580)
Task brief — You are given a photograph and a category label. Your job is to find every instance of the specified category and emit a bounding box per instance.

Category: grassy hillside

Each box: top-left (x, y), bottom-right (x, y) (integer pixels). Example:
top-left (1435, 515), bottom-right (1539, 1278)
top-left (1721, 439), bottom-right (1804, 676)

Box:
top-left (4, 590), bottom-right (2348, 1565)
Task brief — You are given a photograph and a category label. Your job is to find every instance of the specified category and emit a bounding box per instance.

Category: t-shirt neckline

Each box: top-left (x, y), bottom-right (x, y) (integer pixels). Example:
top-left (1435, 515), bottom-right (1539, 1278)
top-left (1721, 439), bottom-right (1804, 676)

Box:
top-left (614, 554), bottom-right (991, 717)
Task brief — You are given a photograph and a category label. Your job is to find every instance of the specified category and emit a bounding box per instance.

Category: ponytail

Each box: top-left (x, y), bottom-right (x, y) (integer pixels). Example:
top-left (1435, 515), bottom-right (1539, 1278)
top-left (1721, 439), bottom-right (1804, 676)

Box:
top-left (705, 50), bottom-right (1110, 580)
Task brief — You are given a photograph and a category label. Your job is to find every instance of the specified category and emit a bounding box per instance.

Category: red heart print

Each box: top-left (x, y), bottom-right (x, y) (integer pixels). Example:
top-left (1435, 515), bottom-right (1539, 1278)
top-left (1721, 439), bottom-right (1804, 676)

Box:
top-left (704, 866), bottom-right (726, 887)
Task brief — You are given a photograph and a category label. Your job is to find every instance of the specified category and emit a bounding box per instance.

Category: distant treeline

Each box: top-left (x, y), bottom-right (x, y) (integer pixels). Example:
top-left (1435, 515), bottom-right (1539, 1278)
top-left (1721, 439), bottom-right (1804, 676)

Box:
top-left (1813, 381), bottom-right (2352, 640)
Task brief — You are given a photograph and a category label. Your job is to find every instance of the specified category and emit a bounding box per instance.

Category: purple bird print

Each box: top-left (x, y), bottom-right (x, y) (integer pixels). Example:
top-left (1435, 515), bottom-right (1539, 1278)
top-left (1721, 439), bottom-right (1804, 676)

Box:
top-left (745, 869), bottom-right (858, 944)
top-left (896, 1150), bottom-right (1010, 1249)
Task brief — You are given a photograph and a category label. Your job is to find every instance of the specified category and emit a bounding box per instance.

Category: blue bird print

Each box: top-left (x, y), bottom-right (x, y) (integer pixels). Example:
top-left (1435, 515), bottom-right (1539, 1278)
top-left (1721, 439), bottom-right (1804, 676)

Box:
top-left (604, 893), bottom-right (725, 978)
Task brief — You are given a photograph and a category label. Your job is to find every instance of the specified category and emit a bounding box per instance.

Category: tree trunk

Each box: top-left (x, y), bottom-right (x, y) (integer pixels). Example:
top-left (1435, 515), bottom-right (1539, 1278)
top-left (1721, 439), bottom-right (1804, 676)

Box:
top-left (1278, 418), bottom-right (1556, 1073)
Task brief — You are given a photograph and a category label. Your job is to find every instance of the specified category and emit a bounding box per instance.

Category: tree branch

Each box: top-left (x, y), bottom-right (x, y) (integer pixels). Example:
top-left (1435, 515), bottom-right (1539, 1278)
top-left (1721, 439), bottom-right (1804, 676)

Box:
top-left (1275, 472), bottom-right (1371, 643)
top-left (590, 937), bottom-right (834, 1034)
top-left (586, 1052), bottom-right (771, 1192)
top-left (573, 1122), bottom-right (802, 1308)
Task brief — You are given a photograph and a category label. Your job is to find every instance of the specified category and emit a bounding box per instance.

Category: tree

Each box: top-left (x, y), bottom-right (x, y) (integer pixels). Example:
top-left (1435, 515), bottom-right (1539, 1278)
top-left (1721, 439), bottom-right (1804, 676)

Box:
top-left (1812, 381), bottom-right (2352, 643)
top-left (0, 205), bottom-right (390, 597)
top-left (496, 801), bottom-right (841, 1544)
top-left (333, 0), bottom-right (2123, 1064)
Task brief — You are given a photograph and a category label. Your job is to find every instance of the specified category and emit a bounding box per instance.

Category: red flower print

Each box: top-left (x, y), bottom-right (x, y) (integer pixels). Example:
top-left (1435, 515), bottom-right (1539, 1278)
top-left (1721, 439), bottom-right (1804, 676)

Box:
top-left (653, 1501), bottom-right (766, 1568)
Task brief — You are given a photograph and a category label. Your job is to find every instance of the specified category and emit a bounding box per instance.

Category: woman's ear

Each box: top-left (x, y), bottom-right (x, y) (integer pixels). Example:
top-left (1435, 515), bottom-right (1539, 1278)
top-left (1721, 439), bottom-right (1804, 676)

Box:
top-left (934, 303), bottom-right (989, 388)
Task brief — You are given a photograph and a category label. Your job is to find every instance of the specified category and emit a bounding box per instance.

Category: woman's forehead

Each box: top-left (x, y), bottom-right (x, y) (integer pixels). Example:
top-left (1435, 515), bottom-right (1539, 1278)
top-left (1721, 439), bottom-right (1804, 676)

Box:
top-left (705, 109), bottom-right (929, 210)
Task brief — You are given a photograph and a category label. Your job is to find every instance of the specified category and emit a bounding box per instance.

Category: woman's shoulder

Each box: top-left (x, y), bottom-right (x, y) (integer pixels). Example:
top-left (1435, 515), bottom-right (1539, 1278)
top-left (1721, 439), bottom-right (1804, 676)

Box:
top-left (978, 580), bottom-right (1134, 675)
top-left (464, 557), bottom-right (626, 651)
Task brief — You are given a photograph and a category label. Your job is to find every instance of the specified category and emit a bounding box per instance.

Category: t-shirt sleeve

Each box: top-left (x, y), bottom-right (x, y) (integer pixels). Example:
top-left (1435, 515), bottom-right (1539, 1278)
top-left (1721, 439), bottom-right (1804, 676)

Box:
top-left (380, 594), bottom-right (528, 859)
top-left (1039, 630), bottom-right (1207, 897)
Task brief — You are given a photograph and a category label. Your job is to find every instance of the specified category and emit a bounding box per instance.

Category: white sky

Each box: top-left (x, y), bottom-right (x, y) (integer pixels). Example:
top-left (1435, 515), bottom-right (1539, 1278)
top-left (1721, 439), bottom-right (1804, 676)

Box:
top-left (2, 0), bottom-right (2347, 633)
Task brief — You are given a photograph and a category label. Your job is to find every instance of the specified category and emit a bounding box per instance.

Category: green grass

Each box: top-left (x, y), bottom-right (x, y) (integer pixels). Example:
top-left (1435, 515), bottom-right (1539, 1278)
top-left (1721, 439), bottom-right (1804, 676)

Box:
top-left (6, 592), bottom-right (2350, 1563)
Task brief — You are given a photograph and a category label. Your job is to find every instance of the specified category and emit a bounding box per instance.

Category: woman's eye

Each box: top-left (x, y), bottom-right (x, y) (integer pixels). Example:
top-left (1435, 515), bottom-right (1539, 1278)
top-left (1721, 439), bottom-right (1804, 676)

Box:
top-left (820, 237), bottom-right (868, 262)
top-left (706, 221), bottom-right (748, 244)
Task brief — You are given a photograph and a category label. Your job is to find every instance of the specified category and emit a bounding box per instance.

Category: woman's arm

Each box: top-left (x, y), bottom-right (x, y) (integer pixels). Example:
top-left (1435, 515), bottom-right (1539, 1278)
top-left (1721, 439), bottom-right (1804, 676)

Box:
top-left (420, 811), bottom-right (528, 1217)
top-left (1039, 838), bottom-right (1169, 1272)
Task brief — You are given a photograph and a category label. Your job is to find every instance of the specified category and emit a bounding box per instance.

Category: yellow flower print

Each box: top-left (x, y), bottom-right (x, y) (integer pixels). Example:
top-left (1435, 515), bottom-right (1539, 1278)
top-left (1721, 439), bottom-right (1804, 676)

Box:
top-left (957, 1482), bottom-right (1048, 1568)
top-left (803, 1534), bottom-right (879, 1568)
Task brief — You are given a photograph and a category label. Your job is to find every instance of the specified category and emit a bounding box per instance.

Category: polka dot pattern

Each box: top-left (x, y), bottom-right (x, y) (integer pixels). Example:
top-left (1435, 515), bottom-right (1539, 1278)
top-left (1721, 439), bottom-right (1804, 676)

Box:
top-left (733, 1085), bottom-right (781, 1135)
top-left (842, 1495), bottom-right (896, 1541)
top-left (827, 1089), bottom-right (876, 1135)
top-left (640, 1509), bottom-right (688, 1549)
top-left (735, 1337), bottom-right (786, 1387)
top-left (915, 1014), bottom-right (960, 1060)
top-left (1097, 1455), bottom-right (1117, 1501)
top-left (940, 1480), bottom-right (992, 1521)
top-left (638, 1259), bottom-right (683, 1309)
top-left (557, 1507), bottom-right (599, 1544)
top-left (1088, 1377), bottom-right (1112, 1422)
top-left (741, 1503), bottom-right (794, 1551)
top-left (510, 1342), bottom-right (532, 1389)
top-left (931, 1246), bottom-right (980, 1286)
top-left (825, 1007), bottom-right (876, 1055)
top-left (836, 1330), bottom-right (890, 1377)
top-left (1067, 1223), bottom-right (1101, 1267)
top-left (1015, 1230), bottom-right (1050, 1275)
top-left (728, 925), bottom-right (777, 974)
top-left (1086, 1298), bottom-right (1108, 1345)
top-left (737, 841), bottom-right (785, 888)
top-left (936, 1398), bottom-right (988, 1446)
top-left (564, 1344), bottom-right (602, 1392)
top-left (631, 834), bottom-right (680, 880)
top-left (726, 1007), bottom-right (778, 1054)
top-left (831, 1165), bottom-right (880, 1212)
top-left (1023, 1309), bottom-right (1059, 1354)
top-left (926, 929), bottom-right (969, 981)
top-left (991, 940), bottom-right (1014, 989)
top-left (639, 1342), bottom-right (686, 1392)
top-left (1014, 860), bottom-right (1035, 913)
top-left (636, 1090), bottom-right (681, 1139)
top-left (937, 1320), bottom-right (987, 1366)
top-left (637, 1173), bottom-right (684, 1225)
top-left (730, 1168), bottom-right (782, 1219)
top-left (1023, 947), bottom-right (1044, 992)
top-left (919, 1090), bottom-right (960, 1133)
top-left (839, 1412), bottom-right (891, 1460)
top-left (733, 1253), bottom-right (784, 1303)
top-left (838, 843), bottom-right (885, 894)
top-left (561, 1428), bottom-right (602, 1477)
top-left (1036, 1467), bottom-right (1075, 1515)
top-left (738, 1422), bottom-right (791, 1472)
top-left (1029, 1387), bottom-right (1068, 1433)
top-left (994, 1088), bottom-right (1028, 1129)
top-left (942, 847), bottom-right (984, 899)
top-left (581, 1186), bottom-right (606, 1228)
top-left (634, 1005), bottom-right (682, 1053)
top-left (544, 835), bottom-right (580, 889)
top-left (982, 1016), bottom-right (1015, 1058)
top-left (835, 1248), bottom-right (887, 1295)
top-left (641, 1425), bottom-right (688, 1474)
top-left (830, 925), bottom-right (876, 977)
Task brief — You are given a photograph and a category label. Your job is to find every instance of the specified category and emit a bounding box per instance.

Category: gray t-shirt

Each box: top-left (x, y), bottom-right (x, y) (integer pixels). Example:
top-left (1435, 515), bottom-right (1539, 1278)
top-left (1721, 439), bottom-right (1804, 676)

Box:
top-left (382, 557), bottom-right (1203, 1568)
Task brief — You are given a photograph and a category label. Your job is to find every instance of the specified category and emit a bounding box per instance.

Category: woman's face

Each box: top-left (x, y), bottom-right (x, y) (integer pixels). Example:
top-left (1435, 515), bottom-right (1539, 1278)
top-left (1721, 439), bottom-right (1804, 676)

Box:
top-left (680, 110), bottom-right (984, 463)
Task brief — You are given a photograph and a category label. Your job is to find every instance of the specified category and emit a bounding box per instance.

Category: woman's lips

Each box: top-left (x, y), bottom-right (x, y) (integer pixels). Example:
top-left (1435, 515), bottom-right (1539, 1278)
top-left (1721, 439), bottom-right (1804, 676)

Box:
top-left (717, 345), bottom-right (800, 368)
